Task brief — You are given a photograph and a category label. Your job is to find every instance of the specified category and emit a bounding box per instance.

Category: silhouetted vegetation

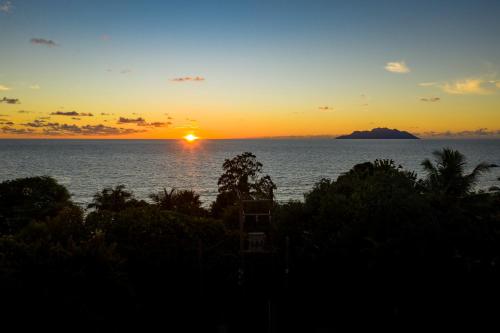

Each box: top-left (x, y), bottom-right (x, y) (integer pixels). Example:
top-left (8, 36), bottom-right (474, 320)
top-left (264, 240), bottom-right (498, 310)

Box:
top-left (150, 187), bottom-right (207, 216)
top-left (0, 149), bottom-right (499, 331)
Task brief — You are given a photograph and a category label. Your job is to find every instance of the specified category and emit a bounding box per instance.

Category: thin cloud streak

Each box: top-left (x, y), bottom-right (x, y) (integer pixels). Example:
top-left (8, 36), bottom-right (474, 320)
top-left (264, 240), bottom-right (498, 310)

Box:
top-left (30, 38), bottom-right (58, 47)
top-left (51, 111), bottom-right (93, 116)
top-left (170, 76), bottom-right (205, 82)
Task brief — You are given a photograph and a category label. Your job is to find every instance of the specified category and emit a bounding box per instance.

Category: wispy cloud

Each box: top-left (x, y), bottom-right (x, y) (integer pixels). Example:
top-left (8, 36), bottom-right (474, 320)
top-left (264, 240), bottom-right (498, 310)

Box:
top-left (176, 118), bottom-right (198, 129)
top-left (0, 1), bottom-right (12, 13)
top-left (29, 84), bottom-right (40, 90)
top-left (30, 38), bottom-right (58, 47)
top-left (385, 61), bottom-right (410, 74)
top-left (138, 121), bottom-right (171, 128)
top-left (0, 97), bottom-right (19, 104)
top-left (418, 128), bottom-right (500, 138)
top-left (318, 106), bottom-right (333, 111)
top-left (51, 111), bottom-right (93, 116)
top-left (420, 97), bottom-right (441, 102)
top-left (0, 85), bottom-right (11, 91)
top-left (441, 78), bottom-right (498, 95)
top-left (419, 82), bottom-right (438, 87)
top-left (170, 76), bottom-right (205, 82)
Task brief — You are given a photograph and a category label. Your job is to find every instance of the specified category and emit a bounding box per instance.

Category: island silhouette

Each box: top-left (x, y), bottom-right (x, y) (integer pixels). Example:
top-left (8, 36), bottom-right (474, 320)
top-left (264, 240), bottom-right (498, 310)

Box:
top-left (337, 127), bottom-right (419, 139)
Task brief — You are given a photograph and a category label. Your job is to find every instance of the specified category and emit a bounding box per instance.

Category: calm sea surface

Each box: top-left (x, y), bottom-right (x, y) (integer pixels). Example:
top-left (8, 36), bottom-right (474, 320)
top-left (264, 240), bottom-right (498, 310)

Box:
top-left (1, 139), bottom-right (499, 207)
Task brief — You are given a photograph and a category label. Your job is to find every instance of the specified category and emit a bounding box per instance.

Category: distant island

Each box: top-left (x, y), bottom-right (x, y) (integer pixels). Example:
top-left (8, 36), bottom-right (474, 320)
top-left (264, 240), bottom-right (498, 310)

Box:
top-left (337, 127), bottom-right (419, 139)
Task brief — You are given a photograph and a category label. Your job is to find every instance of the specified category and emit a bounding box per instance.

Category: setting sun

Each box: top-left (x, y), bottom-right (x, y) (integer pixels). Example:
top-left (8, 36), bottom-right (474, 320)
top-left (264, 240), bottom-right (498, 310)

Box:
top-left (184, 134), bottom-right (198, 142)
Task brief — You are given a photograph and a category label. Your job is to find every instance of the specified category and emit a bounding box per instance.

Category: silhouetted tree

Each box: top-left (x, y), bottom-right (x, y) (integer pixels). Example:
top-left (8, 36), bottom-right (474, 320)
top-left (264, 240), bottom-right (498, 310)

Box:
top-left (421, 148), bottom-right (490, 197)
top-left (211, 152), bottom-right (276, 217)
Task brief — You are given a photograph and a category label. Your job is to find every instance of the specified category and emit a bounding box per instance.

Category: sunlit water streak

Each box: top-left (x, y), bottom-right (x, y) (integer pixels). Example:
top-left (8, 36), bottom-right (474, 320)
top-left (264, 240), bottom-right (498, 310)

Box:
top-left (1, 139), bottom-right (499, 207)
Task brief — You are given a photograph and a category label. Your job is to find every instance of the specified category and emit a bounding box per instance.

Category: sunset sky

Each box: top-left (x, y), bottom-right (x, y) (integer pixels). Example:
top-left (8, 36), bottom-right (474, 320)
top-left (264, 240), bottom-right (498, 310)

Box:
top-left (1, 0), bottom-right (500, 139)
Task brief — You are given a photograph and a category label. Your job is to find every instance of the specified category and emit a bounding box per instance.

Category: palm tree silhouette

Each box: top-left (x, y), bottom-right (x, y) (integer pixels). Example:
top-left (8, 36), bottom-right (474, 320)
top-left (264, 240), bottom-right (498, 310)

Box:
top-left (421, 148), bottom-right (491, 197)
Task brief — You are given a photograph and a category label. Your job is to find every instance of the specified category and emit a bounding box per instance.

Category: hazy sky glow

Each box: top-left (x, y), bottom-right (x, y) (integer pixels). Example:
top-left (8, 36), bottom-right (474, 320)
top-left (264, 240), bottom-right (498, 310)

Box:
top-left (1, 0), bottom-right (500, 138)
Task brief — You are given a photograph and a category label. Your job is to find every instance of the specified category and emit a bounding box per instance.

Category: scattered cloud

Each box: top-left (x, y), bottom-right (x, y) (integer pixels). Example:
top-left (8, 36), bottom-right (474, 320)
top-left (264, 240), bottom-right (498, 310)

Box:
top-left (0, 85), bottom-right (11, 91)
top-left (51, 111), bottom-right (93, 116)
top-left (22, 119), bottom-right (47, 128)
top-left (1, 97), bottom-right (19, 104)
top-left (1, 126), bottom-right (34, 135)
top-left (385, 61), bottom-right (410, 74)
top-left (170, 76), bottom-right (205, 82)
top-left (117, 117), bottom-right (170, 128)
top-left (120, 69), bottom-right (131, 74)
top-left (17, 110), bottom-right (32, 113)
top-left (420, 97), bottom-right (441, 102)
top-left (17, 121), bottom-right (146, 136)
top-left (0, 121), bottom-right (14, 125)
top-left (100, 113), bottom-right (113, 116)
top-left (0, 1), bottom-right (12, 13)
top-left (441, 78), bottom-right (498, 95)
top-left (30, 38), bottom-right (58, 47)
top-left (117, 117), bottom-right (145, 124)
top-left (101, 34), bottom-right (111, 41)
top-left (29, 84), bottom-right (40, 90)
top-left (318, 106), bottom-right (333, 111)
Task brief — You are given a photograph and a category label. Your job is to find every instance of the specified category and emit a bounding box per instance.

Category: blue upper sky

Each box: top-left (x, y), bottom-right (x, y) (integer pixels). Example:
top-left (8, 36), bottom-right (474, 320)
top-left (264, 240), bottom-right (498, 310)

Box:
top-left (1, 0), bottom-right (500, 138)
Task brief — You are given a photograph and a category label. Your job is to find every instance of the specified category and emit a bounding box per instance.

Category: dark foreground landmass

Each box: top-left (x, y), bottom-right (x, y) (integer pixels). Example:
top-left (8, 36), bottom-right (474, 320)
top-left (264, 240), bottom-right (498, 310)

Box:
top-left (337, 127), bottom-right (419, 139)
top-left (0, 149), bottom-right (499, 332)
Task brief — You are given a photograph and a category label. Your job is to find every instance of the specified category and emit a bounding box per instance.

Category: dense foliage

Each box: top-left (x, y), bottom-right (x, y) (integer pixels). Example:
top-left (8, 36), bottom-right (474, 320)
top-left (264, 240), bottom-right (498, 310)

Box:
top-left (0, 149), bottom-right (499, 331)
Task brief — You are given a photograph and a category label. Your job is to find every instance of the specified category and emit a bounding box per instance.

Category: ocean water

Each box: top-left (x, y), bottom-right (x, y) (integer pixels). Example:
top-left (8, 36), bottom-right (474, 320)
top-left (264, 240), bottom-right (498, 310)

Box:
top-left (1, 139), bottom-right (499, 207)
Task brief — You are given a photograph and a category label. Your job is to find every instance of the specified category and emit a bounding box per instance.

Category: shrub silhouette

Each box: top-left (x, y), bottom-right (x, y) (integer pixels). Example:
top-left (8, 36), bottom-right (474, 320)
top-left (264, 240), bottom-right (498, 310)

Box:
top-left (0, 176), bottom-right (73, 235)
